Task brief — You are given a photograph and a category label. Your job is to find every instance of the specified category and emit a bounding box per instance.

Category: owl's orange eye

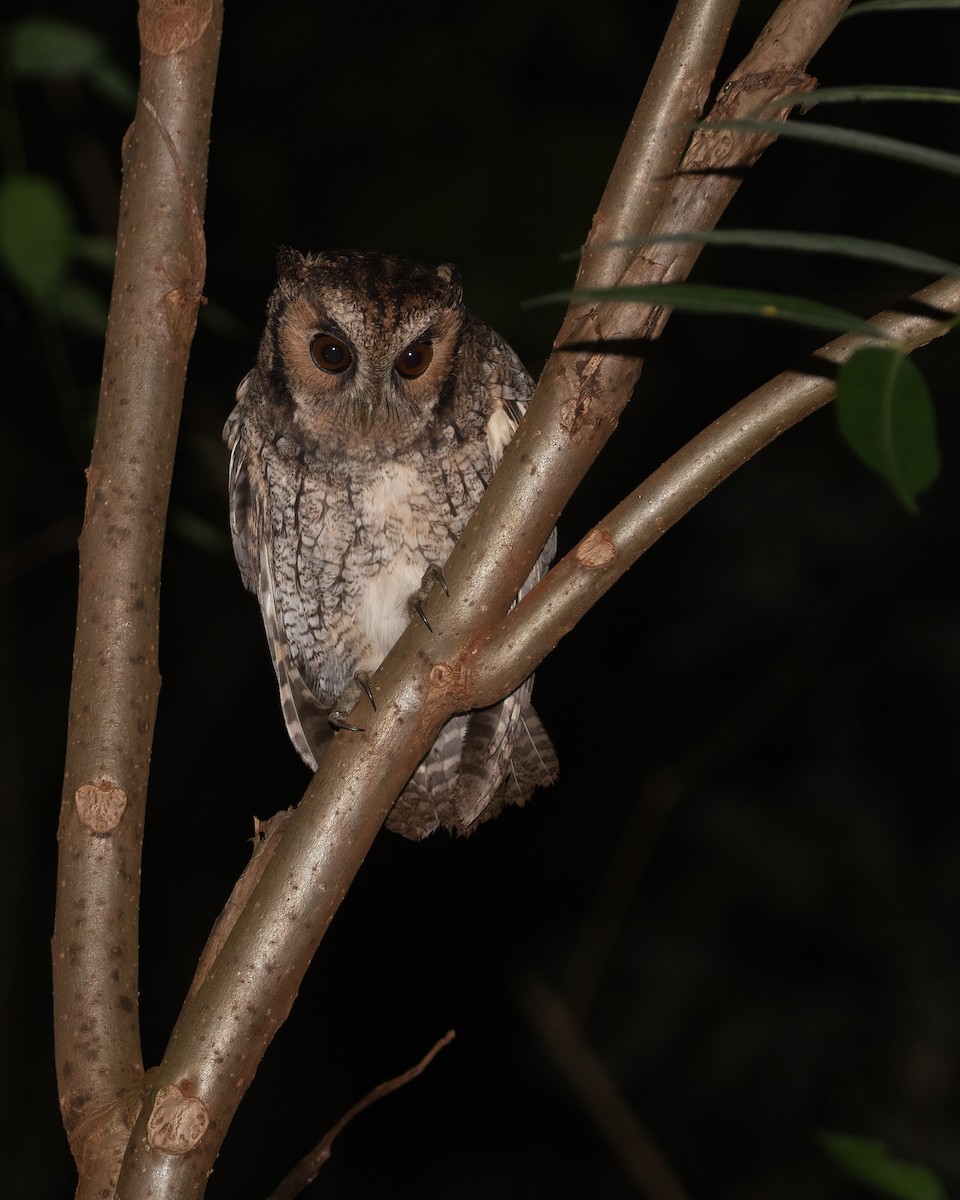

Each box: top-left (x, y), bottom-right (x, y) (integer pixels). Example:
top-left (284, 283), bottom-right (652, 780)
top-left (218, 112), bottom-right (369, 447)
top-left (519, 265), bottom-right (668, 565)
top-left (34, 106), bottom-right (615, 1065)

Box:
top-left (310, 333), bottom-right (352, 373)
top-left (395, 342), bottom-right (433, 379)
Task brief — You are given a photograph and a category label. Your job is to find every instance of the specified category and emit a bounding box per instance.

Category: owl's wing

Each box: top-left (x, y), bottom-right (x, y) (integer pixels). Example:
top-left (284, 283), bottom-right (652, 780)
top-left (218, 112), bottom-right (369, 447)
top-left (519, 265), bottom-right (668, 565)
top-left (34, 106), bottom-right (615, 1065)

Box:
top-left (223, 397), bottom-right (259, 594)
top-left (477, 329), bottom-right (533, 467)
top-left (224, 391), bottom-right (331, 772)
top-left (393, 326), bottom-right (559, 837)
top-left (256, 541), bottom-right (332, 772)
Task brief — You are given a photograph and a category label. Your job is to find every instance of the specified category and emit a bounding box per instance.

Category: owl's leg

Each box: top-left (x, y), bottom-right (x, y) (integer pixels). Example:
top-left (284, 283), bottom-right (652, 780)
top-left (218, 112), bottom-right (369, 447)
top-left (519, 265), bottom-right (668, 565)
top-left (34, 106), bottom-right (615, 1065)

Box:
top-left (409, 564), bottom-right (449, 632)
top-left (329, 671), bottom-right (376, 732)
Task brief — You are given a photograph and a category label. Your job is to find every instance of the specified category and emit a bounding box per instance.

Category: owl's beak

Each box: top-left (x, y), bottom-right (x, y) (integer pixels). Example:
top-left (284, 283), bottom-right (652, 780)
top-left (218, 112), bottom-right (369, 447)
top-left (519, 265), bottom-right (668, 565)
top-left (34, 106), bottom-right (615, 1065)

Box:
top-left (358, 398), bottom-right (378, 436)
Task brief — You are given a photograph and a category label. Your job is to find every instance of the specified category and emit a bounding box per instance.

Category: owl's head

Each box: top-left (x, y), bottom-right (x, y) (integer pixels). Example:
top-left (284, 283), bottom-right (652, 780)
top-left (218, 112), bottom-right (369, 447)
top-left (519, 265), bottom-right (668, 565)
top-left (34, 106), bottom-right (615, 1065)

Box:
top-left (256, 247), bottom-right (467, 451)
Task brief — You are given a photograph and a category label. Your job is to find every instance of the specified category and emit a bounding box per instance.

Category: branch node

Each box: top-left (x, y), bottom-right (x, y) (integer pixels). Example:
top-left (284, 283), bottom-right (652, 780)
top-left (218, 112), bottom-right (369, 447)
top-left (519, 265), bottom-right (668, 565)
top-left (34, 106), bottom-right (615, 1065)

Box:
top-left (429, 660), bottom-right (466, 693)
top-left (139, 0), bottom-right (214, 56)
top-left (75, 780), bottom-right (128, 833)
top-left (575, 528), bottom-right (618, 570)
top-left (146, 1084), bottom-right (210, 1155)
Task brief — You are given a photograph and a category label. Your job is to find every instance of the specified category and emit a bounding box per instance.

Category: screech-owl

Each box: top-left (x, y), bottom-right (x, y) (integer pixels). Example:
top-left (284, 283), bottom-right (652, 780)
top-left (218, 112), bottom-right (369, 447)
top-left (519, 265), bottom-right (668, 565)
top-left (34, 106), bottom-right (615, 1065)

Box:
top-left (224, 248), bottom-right (557, 839)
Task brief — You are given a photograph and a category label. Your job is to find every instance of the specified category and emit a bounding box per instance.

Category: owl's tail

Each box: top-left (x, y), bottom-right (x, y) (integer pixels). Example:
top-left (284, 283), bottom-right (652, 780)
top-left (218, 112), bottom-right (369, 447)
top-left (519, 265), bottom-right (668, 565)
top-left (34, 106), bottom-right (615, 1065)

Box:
top-left (510, 706), bottom-right (559, 797)
top-left (382, 693), bottom-right (558, 841)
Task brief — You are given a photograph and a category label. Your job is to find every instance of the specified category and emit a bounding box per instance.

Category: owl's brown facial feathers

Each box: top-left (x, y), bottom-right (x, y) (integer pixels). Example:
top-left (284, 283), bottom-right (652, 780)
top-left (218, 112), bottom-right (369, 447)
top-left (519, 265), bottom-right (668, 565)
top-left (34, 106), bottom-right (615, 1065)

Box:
top-left (262, 249), bottom-right (465, 449)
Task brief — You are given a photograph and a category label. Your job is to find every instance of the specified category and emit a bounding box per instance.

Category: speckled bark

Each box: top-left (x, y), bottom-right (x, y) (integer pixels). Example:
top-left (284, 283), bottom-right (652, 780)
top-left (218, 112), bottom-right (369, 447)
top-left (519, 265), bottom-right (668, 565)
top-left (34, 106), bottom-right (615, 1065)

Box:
top-left (52, 3), bottom-right (222, 1197)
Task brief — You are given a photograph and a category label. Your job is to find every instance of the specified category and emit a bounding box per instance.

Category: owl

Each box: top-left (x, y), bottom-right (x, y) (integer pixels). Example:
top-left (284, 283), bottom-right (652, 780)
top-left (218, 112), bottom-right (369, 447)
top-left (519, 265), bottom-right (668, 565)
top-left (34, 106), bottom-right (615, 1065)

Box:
top-left (224, 247), bottom-right (557, 839)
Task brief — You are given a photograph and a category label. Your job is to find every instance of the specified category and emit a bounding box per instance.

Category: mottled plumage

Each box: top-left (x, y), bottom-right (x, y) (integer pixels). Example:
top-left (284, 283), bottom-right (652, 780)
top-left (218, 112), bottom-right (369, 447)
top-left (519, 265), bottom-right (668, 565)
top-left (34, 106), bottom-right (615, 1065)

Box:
top-left (225, 248), bottom-right (557, 838)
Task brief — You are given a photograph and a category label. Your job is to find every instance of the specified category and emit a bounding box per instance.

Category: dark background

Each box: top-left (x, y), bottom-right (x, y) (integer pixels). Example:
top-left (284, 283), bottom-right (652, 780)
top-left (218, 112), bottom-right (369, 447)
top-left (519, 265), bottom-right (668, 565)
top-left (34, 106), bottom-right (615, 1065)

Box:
top-left (2, 2), bottom-right (959, 1197)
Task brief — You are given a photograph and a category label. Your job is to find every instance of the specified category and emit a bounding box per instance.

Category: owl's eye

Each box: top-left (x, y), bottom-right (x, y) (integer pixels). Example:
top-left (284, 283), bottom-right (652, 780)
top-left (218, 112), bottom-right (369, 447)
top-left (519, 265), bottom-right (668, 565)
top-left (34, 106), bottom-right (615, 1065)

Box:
top-left (395, 342), bottom-right (433, 379)
top-left (310, 333), bottom-right (353, 373)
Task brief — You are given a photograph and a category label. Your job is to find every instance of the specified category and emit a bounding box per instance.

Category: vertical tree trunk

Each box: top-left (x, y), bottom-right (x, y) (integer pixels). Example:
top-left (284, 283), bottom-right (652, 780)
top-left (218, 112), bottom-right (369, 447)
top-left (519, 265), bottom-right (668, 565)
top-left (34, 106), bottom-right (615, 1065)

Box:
top-left (52, 3), bottom-right (222, 1195)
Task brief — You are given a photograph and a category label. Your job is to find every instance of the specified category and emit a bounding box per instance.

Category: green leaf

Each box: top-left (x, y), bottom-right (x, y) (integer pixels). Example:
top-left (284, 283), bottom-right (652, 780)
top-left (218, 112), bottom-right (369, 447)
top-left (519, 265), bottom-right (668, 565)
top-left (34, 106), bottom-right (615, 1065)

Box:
top-left (8, 17), bottom-right (135, 109)
top-left (818, 1130), bottom-right (947, 1200)
top-left (614, 230), bottom-right (960, 279)
top-left (9, 17), bottom-right (106, 78)
top-left (768, 85), bottom-right (960, 110)
top-left (835, 347), bottom-right (941, 511)
top-left (843, 0), bottom-right (960, 18)
top-left (0, 174), bottom-right (74, 304)
top-left (535, 282), bottom-right (885, 337)
top-left (703, 118), bottom-right (960, 179)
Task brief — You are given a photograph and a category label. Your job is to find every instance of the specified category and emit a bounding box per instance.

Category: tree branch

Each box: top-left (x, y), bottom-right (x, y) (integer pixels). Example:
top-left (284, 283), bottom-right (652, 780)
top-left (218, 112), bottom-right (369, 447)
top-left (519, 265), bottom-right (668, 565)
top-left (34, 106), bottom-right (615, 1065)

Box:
top-left (576, 0), bottom-right (740, 291)
top-left (265, 1031), bottom-right (456, 1200)
top-left (52, 1), bottom-right (222, 1195)
top-left (518, 974), bottom-right (689, 1200)
top-left (114, 2), bottom-right (855, 1196)
top-left (431, 0), bottom-right (850, 684)
top-left (472, 274), bottom-right (960, 697)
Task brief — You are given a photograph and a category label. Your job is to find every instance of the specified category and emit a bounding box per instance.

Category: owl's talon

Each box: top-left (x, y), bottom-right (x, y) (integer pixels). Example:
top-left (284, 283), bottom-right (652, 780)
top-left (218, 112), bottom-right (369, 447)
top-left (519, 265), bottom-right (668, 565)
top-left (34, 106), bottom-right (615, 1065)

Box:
top-left (409, 563), bottom-right (448, 633)
top-left (425, 564), bottom-right (449, 597)
top-left (355, 670), bottom-right (376, 711)
top-left (412, 602), bottom-right (433, 633)
top-left (330, 712), bottom-right (364, 733)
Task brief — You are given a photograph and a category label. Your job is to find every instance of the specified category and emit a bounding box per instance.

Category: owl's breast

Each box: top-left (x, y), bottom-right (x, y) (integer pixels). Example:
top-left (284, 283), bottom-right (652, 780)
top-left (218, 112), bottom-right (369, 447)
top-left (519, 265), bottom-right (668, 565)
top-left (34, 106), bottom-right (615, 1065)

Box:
top-left (349, 459), bottom-right (451, 665)
top-left (267, 442), bottom-right (483, 693)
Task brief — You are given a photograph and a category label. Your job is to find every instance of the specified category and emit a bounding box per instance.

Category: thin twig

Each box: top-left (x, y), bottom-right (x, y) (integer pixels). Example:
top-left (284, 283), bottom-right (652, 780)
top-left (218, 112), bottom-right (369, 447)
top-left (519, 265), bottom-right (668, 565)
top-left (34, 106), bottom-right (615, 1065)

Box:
top-left (266, 1031), bottom-right (456, 1200)
top-left (518, 975), bottom-right (689, 1200)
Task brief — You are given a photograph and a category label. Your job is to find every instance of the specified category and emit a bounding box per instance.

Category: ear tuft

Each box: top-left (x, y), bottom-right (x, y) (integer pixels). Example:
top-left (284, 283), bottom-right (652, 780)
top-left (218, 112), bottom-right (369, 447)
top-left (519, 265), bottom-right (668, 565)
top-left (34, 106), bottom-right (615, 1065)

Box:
top-left (276, 245), bottom-right (307, 282)
top-left (435, 262), bottom-right (463, 303)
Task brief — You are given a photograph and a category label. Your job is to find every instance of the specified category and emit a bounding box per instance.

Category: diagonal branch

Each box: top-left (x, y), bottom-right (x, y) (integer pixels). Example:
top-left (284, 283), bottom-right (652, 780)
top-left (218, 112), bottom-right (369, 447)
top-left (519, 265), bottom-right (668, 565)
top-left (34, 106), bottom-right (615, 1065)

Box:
top-left (427, 0), bottom-right (849, 666)
top-left (265, 1031), bottom-right (456, 1200)
top-left (518, 974), bottom-right (689, 1200)
top-left (470, 274), bottom-right (960, 703)
top-left (576, 0), bottom-right (740, 291)
top-left (51, 1), bottom-right (222, 1194)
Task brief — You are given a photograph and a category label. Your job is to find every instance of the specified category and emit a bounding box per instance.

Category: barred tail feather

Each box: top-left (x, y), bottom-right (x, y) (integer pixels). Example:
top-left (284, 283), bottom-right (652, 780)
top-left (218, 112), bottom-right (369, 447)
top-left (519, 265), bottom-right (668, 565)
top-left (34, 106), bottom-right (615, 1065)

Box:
top-left (450, 697), bottom-right (521, 830)
top-left (385, 716), bottom-right (468, 840)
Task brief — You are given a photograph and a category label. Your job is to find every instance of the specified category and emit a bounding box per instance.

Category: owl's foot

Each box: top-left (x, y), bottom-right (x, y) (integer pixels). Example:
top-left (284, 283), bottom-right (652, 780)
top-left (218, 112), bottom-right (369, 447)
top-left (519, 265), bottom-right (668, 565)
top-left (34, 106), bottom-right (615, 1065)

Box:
top-left (329, 671), bottom-right (376, 732)
top-left (409, 564), bottom-right (449, 633)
